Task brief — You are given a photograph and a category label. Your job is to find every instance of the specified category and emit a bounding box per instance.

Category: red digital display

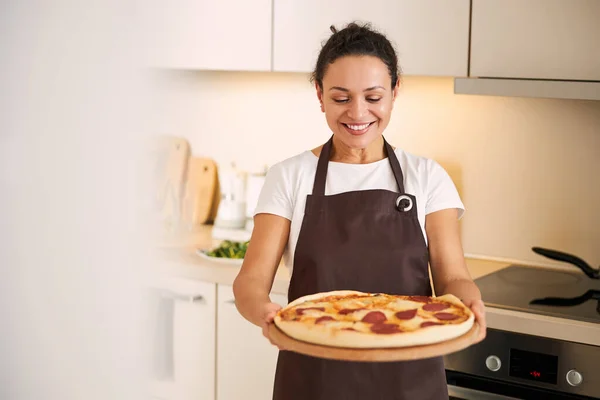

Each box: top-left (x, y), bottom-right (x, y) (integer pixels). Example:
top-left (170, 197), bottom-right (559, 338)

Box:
top-left (510, 349), bottom-right (558, 385)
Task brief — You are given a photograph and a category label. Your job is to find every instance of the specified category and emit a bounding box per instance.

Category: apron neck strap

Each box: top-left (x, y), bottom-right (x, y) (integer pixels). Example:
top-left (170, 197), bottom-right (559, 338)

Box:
top-left (312, 135), bottom-right (406, 196)
top-left (384, 138), bottom-right (406, 193)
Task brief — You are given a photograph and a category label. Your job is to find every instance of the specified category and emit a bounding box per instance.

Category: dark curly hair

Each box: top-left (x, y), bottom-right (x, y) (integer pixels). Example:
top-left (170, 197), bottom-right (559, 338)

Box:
top-left (310, 22), bottom-right (401, 90)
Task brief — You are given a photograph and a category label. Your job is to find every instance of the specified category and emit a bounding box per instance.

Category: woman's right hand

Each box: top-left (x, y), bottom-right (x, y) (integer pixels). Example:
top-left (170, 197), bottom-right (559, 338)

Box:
top-left (261, 302), bottom-right (287, 350)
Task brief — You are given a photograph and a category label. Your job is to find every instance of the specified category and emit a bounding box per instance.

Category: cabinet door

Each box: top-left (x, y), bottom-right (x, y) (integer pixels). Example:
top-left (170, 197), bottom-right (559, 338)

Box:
top-left (146, 0), bottom-right (272, 71)
top-left (148, 278), bottom-right (216, 400)
top-left (470, 0), bottom-right (600, 81)
top-left (217, 284), bottom-right (288, 400)
top-left (273, 0), bottom-right (470, 76)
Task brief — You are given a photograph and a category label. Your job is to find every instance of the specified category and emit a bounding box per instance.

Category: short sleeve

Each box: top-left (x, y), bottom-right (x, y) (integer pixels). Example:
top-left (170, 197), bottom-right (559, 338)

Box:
top-left (425, 160), bottom-right (465, 219)
top-left (253, 162), bottom-right (294, 221)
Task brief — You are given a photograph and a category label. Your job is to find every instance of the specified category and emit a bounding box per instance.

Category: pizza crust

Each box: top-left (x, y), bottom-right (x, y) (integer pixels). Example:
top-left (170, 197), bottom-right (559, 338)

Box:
top-left (274, 291), bottom-right (475, 349)
top-left (284, 290), bottom-right (366, 308)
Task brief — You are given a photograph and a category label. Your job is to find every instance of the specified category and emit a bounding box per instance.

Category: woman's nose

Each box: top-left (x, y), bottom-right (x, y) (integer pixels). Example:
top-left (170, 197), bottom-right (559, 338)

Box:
top-left (347, 99), bottom-right (368, 120)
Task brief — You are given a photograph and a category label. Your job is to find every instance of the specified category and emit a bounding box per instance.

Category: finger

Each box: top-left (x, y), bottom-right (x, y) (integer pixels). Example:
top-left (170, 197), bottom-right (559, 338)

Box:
top-left (474, 313), bottom-right (487, 341)
top-left (468, 303), bottom-right (486, 341)
top-left (262, 322), bottom-right (281, 347)
top-left (472, 303), bottom-right (485, 321)
top-left (262, 322), bottom-right (273, 339)
top-left (265, 311), bottom-right (277, 323)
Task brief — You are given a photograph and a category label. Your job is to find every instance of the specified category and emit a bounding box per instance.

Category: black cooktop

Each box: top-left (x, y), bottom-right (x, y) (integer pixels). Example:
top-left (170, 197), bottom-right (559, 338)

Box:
top-left (475, 265), bottom-right (600, 324)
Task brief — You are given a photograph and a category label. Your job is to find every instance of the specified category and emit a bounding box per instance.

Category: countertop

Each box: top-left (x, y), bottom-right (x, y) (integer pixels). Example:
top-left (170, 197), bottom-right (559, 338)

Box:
top-left (153, 225), bottom-right (600, 347)
top-left (154, 225), bottom-right (510, 293)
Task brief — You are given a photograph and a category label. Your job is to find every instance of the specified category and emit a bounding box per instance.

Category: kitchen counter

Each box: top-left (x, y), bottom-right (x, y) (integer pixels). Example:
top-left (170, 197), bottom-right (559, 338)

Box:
top-left (153, 225), bottom-right (600, 347)
top-left (153, 225), bottom-right (509, 295)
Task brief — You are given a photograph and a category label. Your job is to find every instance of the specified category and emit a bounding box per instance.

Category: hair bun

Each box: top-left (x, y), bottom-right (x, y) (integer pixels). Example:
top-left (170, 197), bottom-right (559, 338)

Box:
top-left (311, 21), bottom-right (401, 90)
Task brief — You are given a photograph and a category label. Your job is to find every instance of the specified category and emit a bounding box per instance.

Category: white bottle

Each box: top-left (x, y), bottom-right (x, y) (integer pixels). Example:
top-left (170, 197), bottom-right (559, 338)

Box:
top-left (214, 162), bottom-right (247, 230)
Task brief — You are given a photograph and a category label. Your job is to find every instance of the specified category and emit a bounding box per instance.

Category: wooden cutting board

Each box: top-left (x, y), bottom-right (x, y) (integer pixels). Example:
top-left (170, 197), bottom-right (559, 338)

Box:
top-left (181, 157), bottom-right (218, 227)
top-left (267, 322), bottom-right (480, 362)
top-left (154, 136), bottom-right (191, 222)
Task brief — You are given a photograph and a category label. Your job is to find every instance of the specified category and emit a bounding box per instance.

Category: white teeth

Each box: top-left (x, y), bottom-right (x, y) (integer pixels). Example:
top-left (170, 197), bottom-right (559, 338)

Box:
top-left (347, 123), bottom-right (371, 130)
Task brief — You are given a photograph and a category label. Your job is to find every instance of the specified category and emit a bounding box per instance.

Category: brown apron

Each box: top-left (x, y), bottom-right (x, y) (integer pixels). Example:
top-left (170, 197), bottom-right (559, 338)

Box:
top-left (272, 136), bottom-right (448, 400)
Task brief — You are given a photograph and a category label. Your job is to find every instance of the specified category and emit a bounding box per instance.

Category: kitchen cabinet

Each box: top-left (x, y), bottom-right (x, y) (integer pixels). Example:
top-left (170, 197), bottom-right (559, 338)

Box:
top-left (149, 278), bottom-right (216, 400)
top-left (272, 0), bottom-right (470, 77)
top-left (470, 0), bottom-right (600, 81)
top-left (216, 284), bottom-right (288, 400)
top-left (146, 0), bottom-right (272, 71)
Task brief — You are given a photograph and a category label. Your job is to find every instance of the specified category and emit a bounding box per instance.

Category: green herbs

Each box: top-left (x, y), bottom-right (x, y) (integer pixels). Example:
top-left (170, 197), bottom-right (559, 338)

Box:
top-left (206, 240), bottom-right (249, 259)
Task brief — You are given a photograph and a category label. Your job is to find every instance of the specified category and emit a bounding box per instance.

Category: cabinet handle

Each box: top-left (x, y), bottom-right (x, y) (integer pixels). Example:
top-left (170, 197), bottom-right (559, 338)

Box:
top-left (225, 299), bottom-right (236, 304)
top-left (159, 290), bottom-right (205, 303)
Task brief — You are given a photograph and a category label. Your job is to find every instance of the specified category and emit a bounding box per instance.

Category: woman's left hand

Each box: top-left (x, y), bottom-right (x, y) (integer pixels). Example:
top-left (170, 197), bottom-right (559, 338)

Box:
top-left (463, 298), bottom-right (487, 343)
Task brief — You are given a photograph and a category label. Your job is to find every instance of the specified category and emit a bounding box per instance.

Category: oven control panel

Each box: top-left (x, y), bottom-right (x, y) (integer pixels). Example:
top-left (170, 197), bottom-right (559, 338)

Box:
top-left (508, 348), bottom-right (559, 384)
top-left (445, 328), bottom-right (599, 398)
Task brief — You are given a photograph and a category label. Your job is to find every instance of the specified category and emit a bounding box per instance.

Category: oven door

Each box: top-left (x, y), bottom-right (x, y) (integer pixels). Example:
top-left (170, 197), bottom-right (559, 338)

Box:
top-left (446, 370), bottom-right (596, 400)
top-left (448, 384), bottom-right (519, 400)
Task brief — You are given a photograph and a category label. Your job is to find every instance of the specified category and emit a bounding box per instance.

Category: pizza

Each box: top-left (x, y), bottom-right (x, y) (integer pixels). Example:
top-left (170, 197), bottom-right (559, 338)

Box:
top-left (273, 290), bottom-right (474, 348)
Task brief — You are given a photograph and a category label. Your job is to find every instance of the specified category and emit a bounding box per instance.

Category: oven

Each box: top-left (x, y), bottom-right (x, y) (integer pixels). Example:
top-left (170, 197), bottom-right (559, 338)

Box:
top-left (444, 328), bottom-right (599, 400)
top-left (444, 248), bottom-right (600, 400)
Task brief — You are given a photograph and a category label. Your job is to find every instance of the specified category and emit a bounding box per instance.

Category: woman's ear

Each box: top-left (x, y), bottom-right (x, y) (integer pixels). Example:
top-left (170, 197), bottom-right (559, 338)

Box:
top-left (316, 82), bottom-right (324, 112)
top-left (392, 80), bottom-right (400, 101)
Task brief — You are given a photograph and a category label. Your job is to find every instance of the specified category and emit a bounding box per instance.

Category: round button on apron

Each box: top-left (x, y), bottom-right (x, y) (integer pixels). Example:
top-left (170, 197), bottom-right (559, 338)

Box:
top-left (396, 195), bottom-right (413, 212)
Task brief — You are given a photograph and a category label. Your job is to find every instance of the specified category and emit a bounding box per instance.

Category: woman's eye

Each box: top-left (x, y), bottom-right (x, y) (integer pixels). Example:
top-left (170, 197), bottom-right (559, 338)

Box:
top-left (332, 97), bottom-right (380, 104)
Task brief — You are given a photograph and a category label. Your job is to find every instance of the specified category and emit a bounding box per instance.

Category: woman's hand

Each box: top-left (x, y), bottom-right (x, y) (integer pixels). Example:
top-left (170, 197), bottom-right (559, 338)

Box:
top-left (261, 302), bottom-right (287, 350)
top-left (463, 298), bottom-right (487, 343)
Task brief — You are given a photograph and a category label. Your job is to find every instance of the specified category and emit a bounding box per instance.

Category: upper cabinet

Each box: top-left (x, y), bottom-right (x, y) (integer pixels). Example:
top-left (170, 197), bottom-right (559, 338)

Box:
top-left (146, 0), bottom-right (272, 71)
top-left (272, 0), bottom-right (471, 77)
top-left (470, 0), bottom-right (600, 81)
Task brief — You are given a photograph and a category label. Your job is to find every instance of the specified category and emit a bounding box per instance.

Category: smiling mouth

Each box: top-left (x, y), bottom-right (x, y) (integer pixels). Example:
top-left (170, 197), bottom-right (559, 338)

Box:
top-left (343, 122), bottom-right (376, 131)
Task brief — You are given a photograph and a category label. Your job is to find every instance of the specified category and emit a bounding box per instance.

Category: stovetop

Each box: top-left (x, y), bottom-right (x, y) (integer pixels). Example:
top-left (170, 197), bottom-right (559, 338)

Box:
top-left (475, 265), bottom-right (600, 324)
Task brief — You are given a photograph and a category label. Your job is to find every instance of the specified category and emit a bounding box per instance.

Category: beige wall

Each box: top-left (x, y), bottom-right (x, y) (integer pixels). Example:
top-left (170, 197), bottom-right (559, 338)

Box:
top-left (149, 70), bottom-right (600, 268)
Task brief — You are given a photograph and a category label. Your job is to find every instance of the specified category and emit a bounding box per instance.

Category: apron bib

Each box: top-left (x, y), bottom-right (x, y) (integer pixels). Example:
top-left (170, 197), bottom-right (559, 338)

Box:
top-left (272, 136), bottom-right (448, 400)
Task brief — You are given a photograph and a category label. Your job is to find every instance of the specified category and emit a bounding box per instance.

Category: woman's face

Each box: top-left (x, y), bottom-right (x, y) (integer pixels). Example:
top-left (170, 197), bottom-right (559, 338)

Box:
top-left (317, 55), bottom-right (399, 150)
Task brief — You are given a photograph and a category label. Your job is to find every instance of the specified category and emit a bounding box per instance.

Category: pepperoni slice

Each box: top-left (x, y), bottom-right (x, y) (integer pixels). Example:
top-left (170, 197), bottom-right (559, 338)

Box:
top-left (408, 296), bottom-right (432, 303)
top-left (434, 312), bottom-right (459, 321)
top-left (315, 316), bottom-right (335, 324)
top-left (394, 309), bottom-right (418, 320)
top-left (338, 308), bottom-right (364, 315)
top-left (361, 311), bottom-right (387, 323)
top-left (422, 303), bottom-right (449, 312)
top-left (295, 307), bottom-right (325, 316)
top-left (370, 323), bottom-right (402, 334)
top-left (421, 321), bottom-right (443, 328)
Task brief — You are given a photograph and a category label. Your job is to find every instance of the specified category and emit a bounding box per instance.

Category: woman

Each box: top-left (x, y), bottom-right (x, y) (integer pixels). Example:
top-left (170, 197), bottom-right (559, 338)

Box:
top-left (233, 22), bottom-right (487, 400)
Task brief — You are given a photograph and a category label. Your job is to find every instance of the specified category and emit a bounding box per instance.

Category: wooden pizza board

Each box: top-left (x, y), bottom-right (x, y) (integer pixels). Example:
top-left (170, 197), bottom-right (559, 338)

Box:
top-left (267, 322), bottom-right (480, 362)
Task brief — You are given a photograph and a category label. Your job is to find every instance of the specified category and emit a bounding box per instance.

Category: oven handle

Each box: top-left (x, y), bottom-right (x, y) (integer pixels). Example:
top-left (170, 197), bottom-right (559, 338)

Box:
top-left (448, 385), bottom-right (521, 400)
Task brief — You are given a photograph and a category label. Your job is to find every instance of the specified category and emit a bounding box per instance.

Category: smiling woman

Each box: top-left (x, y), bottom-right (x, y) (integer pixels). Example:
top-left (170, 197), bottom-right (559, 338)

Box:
top-left (312, 23), bottom-right (400, 158)
top-left (318, 56), bottom-right (395, 157)
top-left (232, 21), bottom-right (485, 400)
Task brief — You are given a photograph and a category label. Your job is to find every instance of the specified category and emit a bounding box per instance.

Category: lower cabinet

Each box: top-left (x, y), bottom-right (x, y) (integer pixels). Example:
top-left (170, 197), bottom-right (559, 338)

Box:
top-left (148, 277), bottom-right (288, 400)
top-left (217, 284), bottom-right (288, 400)
top-left (148, 278), bottom-right (217, 400)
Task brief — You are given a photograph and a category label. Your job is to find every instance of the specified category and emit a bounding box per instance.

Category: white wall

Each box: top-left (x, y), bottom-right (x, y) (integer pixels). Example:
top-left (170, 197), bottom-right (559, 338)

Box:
top-left (149, 70), bottom-right (600, 268)
top-left (2, 2), bottom-right (152, 399)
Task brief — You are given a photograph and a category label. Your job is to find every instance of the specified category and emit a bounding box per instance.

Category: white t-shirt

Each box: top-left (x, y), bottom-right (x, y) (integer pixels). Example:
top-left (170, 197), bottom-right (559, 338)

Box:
top-left (254, 148), bottom-right (465, 273)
